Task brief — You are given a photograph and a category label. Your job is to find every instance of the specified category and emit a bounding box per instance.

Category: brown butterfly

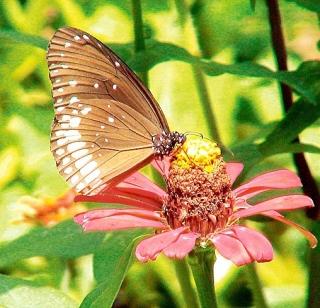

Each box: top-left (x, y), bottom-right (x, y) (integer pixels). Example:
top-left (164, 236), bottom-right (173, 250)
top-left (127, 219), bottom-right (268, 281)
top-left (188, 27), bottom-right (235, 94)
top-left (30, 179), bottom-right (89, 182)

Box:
top-left (47, 27), bottom-right (185, 195)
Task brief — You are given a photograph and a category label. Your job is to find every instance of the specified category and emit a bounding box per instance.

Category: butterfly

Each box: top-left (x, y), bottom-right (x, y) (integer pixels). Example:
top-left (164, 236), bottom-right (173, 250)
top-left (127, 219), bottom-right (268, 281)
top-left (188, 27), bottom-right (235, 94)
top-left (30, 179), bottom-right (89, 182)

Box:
top-left (47, 27), bottom-right (185, 196)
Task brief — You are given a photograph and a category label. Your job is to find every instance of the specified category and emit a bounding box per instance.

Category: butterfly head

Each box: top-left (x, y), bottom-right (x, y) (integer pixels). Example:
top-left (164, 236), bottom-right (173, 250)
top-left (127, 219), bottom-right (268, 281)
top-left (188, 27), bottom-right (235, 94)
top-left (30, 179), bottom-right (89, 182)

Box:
top-left (152, 131), bottom-right (186, 158)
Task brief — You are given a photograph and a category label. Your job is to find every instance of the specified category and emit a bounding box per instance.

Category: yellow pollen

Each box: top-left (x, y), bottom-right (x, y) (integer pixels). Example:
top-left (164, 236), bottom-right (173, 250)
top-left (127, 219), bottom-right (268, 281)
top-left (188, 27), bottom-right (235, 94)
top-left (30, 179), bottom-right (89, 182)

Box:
top-left (172, 137), bottom-right (221, 173)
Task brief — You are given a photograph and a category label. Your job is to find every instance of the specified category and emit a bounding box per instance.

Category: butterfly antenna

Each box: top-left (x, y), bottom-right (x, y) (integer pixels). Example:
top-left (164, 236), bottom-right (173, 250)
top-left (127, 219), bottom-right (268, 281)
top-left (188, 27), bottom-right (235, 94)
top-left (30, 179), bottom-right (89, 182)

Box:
top-left (183, 131), bottom-right (204, 139)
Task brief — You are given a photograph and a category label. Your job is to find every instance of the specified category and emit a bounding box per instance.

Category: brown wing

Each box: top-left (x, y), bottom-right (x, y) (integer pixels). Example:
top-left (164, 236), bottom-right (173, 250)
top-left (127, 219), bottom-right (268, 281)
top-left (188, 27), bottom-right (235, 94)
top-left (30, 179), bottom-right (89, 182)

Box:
top-left (47, 27), bottom-right (167, 195)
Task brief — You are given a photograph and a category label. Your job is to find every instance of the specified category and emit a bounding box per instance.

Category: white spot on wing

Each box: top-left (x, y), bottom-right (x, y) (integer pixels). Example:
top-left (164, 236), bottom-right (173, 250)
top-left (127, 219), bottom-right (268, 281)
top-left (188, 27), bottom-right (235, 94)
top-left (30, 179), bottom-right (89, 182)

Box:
top-left (81, 107), bottom-right (92, 115)
top-left (62, 157), bottom-right (70, 165)
top-left (62, 115), bottom-right (71, 121)
top-left (70, 117), bottom-right (81, 128)
top-left (67, 142), bottom-right (86, 152)
top-left (84, 169), bottom-right (101, 184)
top-left (69, 80), bottom-right (77, 86)
top-left (80, 161), bottom-right (97, 176)
top-left (108, 117), bottom-right (114, 123)
top-left (94, 83), bottom-right (99, 88)
top-left (74, 35), bottom-right (80, 41)
top-left (72, 149), bottom-right (88, 159)
top-left (55, 131), bottom-right (64, 137)
top-left (75, 155), bottom-right (92, 169)
top-left (65, 42), bottom-right (71, 47)
top-left (115, 61), bottom-right (120, 67)
top-left (71, 175), bottom-right (79, 185)
top-left (57, 98), bottom-right (63, 103)
top-left (76, 182), bottom-right (85, 191)
top-left (57, 138), bottom-right (66, 146)
top-left (83, 35), bottom-right (89, 40)
top-left (70, 96), bottom-right (80, 104)
top-left (112, 84), bottom-right (117, 90)
top-left (64, 166), bottom-right (73, 174)
top-left (58, 88), bottom-right (64, 93)
top-left (56, 148), bottom-right (65, 155)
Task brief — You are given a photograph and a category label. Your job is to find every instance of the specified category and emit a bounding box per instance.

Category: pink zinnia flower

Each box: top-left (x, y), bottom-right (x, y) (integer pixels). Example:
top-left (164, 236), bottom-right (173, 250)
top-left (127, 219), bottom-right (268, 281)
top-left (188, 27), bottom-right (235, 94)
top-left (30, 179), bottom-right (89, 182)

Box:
top-left (74, 138), bottom-right (317, 266)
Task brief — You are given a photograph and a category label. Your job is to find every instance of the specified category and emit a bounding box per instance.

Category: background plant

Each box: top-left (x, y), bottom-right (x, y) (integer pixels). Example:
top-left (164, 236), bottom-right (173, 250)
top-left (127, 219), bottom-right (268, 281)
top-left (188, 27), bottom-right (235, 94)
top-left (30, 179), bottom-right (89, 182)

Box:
top-left (0, 0), bottom-right (319, 307)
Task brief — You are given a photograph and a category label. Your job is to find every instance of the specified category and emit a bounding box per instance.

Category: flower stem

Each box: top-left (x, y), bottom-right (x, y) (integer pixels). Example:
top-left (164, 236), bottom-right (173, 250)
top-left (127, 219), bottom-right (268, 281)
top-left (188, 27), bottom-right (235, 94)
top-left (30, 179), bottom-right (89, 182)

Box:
top-left (264, 0), bottom-right (320, 220)
top-left (188, 248), bottom-right (218, 308)
top-left (245, 263), bottom-right (269, 308)
top-left (131, 0), bottom-right (149, 86)
top-left (174, 259), bottom-right (200, 308)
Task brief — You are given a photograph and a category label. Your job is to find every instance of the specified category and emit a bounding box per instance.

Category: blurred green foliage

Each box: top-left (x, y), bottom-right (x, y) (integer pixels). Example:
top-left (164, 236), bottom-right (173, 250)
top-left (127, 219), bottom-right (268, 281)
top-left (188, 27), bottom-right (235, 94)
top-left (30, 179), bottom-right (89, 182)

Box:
top-left (0, 0), bottom-right (319, 307)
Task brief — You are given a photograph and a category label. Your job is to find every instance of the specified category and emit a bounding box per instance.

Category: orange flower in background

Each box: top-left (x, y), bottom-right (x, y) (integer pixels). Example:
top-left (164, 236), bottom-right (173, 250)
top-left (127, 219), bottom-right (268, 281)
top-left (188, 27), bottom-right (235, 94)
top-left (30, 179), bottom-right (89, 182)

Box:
top-left (22, 189), bottom-right (84, 226)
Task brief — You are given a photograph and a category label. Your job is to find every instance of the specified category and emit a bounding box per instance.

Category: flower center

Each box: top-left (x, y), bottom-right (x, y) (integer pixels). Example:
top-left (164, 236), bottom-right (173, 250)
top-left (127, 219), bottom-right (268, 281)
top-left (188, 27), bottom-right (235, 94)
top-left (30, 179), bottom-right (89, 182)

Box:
top-left (162, 137), bottom-right (233, 237)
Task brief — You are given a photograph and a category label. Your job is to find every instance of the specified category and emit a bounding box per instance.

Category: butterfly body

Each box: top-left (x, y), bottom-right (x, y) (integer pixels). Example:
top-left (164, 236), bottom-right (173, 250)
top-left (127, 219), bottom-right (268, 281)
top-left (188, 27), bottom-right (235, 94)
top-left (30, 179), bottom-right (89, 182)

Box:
top-left (47, 27), bottom-right (184, 195)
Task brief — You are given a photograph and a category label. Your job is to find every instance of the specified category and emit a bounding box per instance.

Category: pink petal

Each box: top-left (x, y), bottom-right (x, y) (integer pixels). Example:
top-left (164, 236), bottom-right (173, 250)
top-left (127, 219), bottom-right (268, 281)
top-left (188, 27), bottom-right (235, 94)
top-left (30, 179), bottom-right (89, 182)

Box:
top-left (135, 227), bottom-right (189, 262)
top-left (233, 195), bottom-right (314, 219)
top-left (75, 172), bottom-right (165, 210)
top-left (234, 169), bottom-right (302, 200)
top-left (211, 226), bottom-right (273, 266)
top-left (226, 162), bottom-right (244, 185)
top-left (262, 211), bottom-right (317, 248)
top-left (210, 231), bottom-right (253, 266)
top-left (151, 158), bottom-right (170, 178)
top-left (232, 225), bottom-right (273, 263)
top-left (163, 232), bottom-right (199, 259)
top-left (74, 209), bottom-right (165, 231)
top-left (74, 208), bottom-right (161, 223)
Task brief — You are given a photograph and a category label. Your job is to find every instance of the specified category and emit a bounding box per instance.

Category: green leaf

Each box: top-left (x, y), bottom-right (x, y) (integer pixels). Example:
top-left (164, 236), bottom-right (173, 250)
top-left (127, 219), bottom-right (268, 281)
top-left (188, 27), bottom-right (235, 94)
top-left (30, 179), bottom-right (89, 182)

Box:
top-left (0, 274), bottom-right (77, 308)
top-left (250, 0), bottom-right (256, 11)
top-left (266, 142), bottom-right (320, 155)
top-left (0, 220), bottom-right (105, 266)
top-left (0, 29), bottom-right (48, 49)
top-left (81, 230), bottom-right (148, 308)
top-left (129, 41), bottom-right (320, 104)
top-left (260, 99), bottom-right (320, 152)
top-left (287, 0), bottom-right (320, 12)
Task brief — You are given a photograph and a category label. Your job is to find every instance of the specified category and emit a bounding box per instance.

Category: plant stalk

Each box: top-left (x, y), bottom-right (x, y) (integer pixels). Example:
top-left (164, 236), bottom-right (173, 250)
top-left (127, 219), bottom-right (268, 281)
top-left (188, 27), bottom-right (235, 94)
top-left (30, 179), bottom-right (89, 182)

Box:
top-left (308, 222), bottom-right (320, 308)
top-left (245, 263), bottom-right (268, 308)
top-left (188, 0), bottom-right (222, 144)
top-left (265, 0), bottom-right (320, 220)
top-left (131, 0), bottom-right (149, 86)
top-left (174, 259), bottom-right (200, 308)
top-left (192, 65), bottom-right (222, 144)
top-left (188, 249), bottom-right (218, 308)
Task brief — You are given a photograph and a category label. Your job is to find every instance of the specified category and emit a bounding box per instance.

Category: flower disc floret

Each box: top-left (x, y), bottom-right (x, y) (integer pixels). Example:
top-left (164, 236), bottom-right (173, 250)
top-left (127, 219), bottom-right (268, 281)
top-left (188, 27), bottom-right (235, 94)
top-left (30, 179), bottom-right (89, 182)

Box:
top-left (164, 137), bottom-right (233, 237)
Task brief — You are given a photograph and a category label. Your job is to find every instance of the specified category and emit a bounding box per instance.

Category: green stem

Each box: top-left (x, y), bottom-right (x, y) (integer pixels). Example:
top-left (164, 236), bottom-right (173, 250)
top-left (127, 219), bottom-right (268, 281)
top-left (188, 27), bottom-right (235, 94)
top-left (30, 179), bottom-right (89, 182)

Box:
top-left (174, 259), bottom-right (200, 308)
top-left (131, 0), bottom-right (149, 86)
top-left (174, 0), bottom-right (188, 26)
top-left (245, 263), bottom-right (268, 308)
top-left (188, 249), bottom-right (218, 308)
top-left (187, 0), bottom-right (222, 144)
top-left (307, 222), bottom-right (320, 308)
top-left (192, 65), bottom-right (222, 144)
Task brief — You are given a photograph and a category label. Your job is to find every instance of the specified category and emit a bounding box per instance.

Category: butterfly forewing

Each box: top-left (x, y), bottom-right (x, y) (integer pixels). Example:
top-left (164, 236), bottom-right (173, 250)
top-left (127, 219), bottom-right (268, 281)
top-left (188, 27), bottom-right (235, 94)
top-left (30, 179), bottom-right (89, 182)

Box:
top-left (47, 27), bottom-right (168, 195)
